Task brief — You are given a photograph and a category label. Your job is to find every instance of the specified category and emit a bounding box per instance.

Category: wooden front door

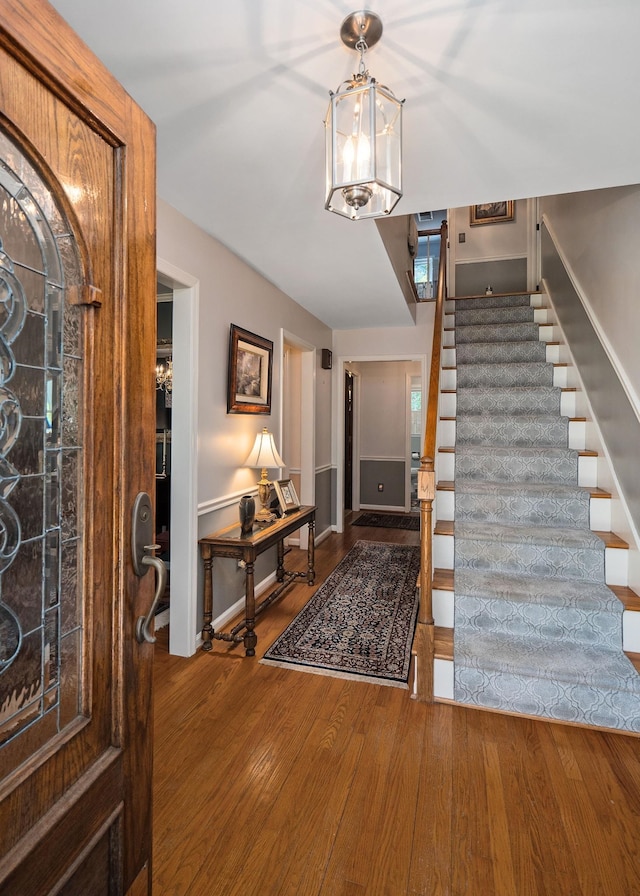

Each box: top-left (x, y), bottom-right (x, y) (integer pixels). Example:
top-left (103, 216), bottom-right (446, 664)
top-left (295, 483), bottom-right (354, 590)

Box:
top-left (0, 2), bottom-right (157, 893)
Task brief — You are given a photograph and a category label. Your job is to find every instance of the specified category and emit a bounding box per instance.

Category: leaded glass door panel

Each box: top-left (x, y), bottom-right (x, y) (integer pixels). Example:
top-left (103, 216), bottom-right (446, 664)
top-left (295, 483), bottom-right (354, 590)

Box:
top-left (0, 3), bottom-right (157, 894)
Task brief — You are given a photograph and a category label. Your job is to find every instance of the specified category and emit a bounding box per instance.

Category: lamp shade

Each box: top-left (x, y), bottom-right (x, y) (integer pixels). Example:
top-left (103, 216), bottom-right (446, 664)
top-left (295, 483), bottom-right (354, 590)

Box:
top-left (244, 428), bottom-right (284, 469)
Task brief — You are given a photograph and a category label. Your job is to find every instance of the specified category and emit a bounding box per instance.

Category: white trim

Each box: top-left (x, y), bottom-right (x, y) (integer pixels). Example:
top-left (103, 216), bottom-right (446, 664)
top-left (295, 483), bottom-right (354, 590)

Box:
top-left (334, 353), bottom-right (428, 533)
top-left (157, 257), bottom-right (199, 658)
top-left (405, 373), bottom-right (412, 512)
top-left (315, 525), bottom-right (332, 546)
top-left (359, 503), bottom-right (407, 512)
top-left (541, 214), bottom-right (640, 424)
top-left (315, 462), bottom-right (334, 474)
top-left (360, 455), bottom-right (407, 463)
top-left (198, 487), bottom-right (259, 517)
top-left (454, 252), bottom-right (528, 264)
top-left (282, 330), bottom-right (316, 551)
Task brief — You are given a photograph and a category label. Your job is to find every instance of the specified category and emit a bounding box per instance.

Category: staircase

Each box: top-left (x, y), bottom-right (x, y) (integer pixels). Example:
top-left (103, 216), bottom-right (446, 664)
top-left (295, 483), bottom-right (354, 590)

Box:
top-left (433, 291), bottom-right (640, 732)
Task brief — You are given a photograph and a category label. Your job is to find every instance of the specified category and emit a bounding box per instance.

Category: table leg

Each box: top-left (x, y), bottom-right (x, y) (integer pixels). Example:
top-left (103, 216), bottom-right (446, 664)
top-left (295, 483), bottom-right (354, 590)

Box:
top-left (244, 560), bottom-right (257, 656)
top-left (307, 516), bottom-right (316, 585)
top-left (276, 538), bottom-right (285, 583)
top-left (201, 546), bottom-right (214, 651)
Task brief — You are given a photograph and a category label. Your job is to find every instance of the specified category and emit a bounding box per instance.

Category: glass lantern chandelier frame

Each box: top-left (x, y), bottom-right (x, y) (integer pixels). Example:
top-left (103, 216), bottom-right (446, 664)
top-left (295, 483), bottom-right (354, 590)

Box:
top-left (325, 11), bottom-right (404, 221)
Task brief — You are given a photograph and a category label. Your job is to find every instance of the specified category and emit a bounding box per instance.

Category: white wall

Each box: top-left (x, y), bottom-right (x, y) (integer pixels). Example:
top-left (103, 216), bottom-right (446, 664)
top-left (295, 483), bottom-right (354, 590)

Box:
top-left (540, 184), bottom-right (640, 404)
top-left (450, 199), bottom-right (529, 262)
top-left (332, 301), bottom-right (434, 359)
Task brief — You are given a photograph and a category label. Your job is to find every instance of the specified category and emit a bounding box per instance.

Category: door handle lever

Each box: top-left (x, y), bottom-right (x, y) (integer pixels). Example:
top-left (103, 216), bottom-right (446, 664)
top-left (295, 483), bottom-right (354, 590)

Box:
top-left (131, 491), bottom-right (168, 644)
top-left (135, 547), bottom-right (168, 644)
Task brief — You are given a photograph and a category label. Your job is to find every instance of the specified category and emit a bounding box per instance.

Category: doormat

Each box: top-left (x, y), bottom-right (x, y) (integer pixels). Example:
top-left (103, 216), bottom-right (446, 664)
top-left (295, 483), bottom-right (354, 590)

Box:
top-left (261, 541), bottom-right (420, 686)
top-left (352, 512), bottom-right (419, 531)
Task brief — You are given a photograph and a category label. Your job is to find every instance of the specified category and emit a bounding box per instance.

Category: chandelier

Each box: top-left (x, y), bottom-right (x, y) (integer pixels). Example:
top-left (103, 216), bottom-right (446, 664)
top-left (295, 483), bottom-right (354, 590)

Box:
top-left (325, 10), bottom-right (404, 221)
top-left (156, 357), bottom-right (173, 393)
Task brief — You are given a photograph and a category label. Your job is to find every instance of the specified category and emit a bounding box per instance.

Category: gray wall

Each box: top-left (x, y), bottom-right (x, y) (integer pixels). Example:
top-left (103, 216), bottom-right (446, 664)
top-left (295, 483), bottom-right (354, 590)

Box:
top-left (360, 459), bottom-right (405, 507)
top-left (454, 257), bottom-right (528, 296)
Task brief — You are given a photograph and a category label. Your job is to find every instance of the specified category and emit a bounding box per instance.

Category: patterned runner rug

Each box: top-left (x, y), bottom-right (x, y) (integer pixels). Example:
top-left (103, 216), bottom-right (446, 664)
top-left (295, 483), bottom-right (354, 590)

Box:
top-left (352, 512), bottom-right (419, 530)
top-left (261, 541), bottom-right (420, 687)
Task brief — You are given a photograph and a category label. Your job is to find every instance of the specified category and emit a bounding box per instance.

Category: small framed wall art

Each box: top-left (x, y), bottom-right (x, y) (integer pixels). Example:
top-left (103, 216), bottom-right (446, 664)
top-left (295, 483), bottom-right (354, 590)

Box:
top-left (227, 324), bottom-right (273, 414)
top-left (470, 201), bottom-right (514, 226)
top-left (274, 479), bottom-right (300, 514)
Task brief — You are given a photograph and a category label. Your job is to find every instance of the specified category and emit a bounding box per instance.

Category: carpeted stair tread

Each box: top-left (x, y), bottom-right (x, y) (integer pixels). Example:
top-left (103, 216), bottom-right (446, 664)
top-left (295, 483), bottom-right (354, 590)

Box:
top-left (456, 520), bottom-right (603, 551)
top-left (457, 340), bottom-right (547, 365)
top-left (457, 385), bottom-right (561, 415)
top-left (455, 632), bottom-right (640, 695)
top-left (455, 445), bottom-right (579, 484)
top-left (455, 521), bottom-right (604, 582)
top-left (456, 321), bottom-right (541, 344)
top-left (457, 361), bottom-right (554, 388)
top-left (454, 568), bottom-right (620, 613)
top-left (454, 294), bottom-right (532, 311)
top-left (455, 306), bottom-right (534, 326)
top-left (456, 413), bottom-right (569, 447)
top-left (455, 480), bottom-right (590, 527)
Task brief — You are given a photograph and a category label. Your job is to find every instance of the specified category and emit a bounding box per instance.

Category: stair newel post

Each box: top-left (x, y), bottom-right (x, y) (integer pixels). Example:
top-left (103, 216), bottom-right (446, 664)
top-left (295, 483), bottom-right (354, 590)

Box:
top-left (412, 456), bottom-right (436, 702)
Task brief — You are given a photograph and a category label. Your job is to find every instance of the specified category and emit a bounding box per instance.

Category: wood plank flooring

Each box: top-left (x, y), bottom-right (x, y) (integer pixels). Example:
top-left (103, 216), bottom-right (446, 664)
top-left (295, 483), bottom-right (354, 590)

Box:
top-left (152, 519), bottom-right (640, 895)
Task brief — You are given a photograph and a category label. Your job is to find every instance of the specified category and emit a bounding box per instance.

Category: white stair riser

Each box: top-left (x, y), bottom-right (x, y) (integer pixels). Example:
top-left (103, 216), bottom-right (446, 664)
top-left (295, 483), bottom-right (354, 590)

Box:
top-left (606, 546), bottom-right (628, 587)
top-left (441, 369), bottom-right (456, 390)
top-left (434, 533), bottom-right (454, 569)
top-left (434, 658), bottom-right (454, 700)
top-left (539, 324), bottom-right (559, 342)
top-left (623, 610), bottom-right (640, 652)
top-left (433, 588), bottom-right (454, 627)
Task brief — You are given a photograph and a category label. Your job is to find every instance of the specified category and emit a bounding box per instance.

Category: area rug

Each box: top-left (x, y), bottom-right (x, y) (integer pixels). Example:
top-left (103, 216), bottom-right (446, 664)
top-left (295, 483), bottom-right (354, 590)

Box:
top-left (352, 512), bottom-right (419, 531)
top-left (261, 541), bottom-right (420, 687)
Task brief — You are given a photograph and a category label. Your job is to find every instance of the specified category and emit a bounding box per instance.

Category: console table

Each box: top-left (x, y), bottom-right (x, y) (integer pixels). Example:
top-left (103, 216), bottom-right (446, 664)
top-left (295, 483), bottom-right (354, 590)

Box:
top-left (199, 504), bottom-right (316, 656)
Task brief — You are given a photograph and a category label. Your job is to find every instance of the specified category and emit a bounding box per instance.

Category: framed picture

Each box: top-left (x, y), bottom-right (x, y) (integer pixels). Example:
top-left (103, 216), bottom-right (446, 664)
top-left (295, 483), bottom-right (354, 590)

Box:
top-left (470, 201), bottom-right (514, 226)
top-left (227, 324), bottom-right (273, 414)
top-left (274, 479), bottom-right (300, 514)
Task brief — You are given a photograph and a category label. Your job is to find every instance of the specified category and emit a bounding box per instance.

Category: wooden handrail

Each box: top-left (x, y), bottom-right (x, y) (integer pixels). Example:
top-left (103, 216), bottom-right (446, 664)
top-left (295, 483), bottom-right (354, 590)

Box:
top-left (413, 220), bottom-right (447, 702)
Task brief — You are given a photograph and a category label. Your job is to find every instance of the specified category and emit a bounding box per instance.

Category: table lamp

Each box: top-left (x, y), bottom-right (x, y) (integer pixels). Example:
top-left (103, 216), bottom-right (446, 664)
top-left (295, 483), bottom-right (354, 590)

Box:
top-left (244, 428), bottom-right (285, 522)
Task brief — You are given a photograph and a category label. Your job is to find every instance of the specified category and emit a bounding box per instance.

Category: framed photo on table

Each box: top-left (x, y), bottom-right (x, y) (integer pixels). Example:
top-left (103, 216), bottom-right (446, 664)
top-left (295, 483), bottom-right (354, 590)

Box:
top-left (274, 479), bottom-right (300, 514)
top-left (227, 324), bottom-right (273, 414)
top-left (470, 201), bottom-right (514, 225)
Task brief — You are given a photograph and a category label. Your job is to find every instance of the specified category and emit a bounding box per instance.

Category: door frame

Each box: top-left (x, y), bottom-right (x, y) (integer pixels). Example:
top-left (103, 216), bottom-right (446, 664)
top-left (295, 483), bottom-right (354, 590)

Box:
top-left (333, 354), bottom-right (426, 532)
top-left (281, 329), bottom-right (315, 550)
top-left (157, 258), bottom-right (199, 657)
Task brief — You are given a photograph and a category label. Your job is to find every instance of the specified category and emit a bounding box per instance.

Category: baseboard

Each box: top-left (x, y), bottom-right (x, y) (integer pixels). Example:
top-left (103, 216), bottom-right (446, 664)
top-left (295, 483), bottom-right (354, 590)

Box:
top-left (359, 504), bottom-right (407, 513)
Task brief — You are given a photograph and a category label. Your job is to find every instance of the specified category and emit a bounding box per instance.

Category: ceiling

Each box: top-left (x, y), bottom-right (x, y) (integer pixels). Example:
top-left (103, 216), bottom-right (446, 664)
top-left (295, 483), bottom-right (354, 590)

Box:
top-left (49, 1), bottom-right (640, 330)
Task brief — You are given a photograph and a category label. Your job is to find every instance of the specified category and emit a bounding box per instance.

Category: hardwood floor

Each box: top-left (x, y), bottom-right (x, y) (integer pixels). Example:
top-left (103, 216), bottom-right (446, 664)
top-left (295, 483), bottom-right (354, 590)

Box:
top-left (152, 520), bottom-right (640, 895)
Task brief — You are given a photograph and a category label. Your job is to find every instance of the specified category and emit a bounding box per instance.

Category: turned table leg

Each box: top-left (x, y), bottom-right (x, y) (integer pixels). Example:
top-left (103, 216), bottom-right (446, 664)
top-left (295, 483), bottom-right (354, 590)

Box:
top-left (307, 517), bottom-right (316, 585)
top-left (276, 538), bottom-right (285, 583)
top-left (244, 560), bottom-right (257, 656)
top-left (201, 546), bottom-right (214, 651)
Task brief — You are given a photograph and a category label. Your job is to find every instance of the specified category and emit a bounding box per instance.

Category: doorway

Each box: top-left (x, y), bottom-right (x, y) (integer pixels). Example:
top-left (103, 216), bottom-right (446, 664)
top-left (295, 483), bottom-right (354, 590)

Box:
top-left (157, 259), bottom-right (199, 657)
top-left (344, 370), bottom-right (354, 511)
top-left (281, 330), bottom-right (315, 550)
top-left (154, 285), bottom-right (173, 628)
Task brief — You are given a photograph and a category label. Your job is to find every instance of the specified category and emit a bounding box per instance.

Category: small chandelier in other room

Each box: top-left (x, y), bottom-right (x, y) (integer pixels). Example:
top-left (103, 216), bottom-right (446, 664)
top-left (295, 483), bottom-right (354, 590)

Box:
top-left (156, 358), bottom-right (173, 393)
top-left (325, 10), bottom-right (404, 221)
